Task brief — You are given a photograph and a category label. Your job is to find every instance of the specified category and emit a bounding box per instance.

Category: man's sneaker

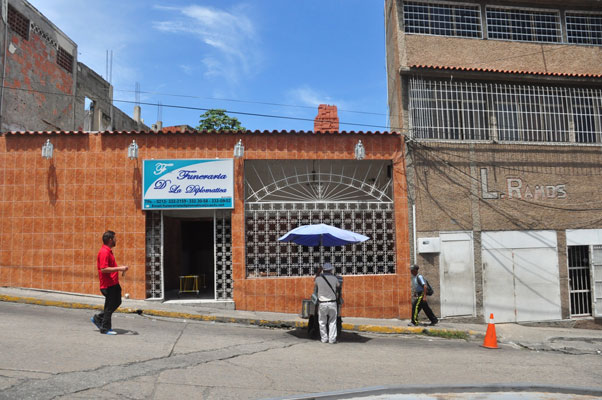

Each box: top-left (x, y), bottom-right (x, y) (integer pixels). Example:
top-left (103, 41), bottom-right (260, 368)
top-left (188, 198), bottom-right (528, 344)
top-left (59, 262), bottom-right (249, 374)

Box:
top-left (408, 322), bottom-right (418, 326)
top-left (90, 316), bottom-right (101, 330)
top-left (430, 320), bottom-right (438, 326)
top-left (103, 330), bottom-right (117, 335)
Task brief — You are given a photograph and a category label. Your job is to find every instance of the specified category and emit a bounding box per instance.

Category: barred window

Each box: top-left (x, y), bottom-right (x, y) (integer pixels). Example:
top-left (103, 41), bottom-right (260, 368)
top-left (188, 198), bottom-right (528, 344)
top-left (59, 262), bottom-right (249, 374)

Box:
top-left (403, 1), bottom-right (482, 39)
top-left (57, 46), bottom-right (74, 73)
top-left (245, 203), bottom-right (396, 277)
top-left (571, 92), bottom-right (599, 143)
top-left (566, 12), bottom-right (602, 46)
top-left (409, 79), bottom-right (490, 140)
top-left (409, 78), bottom-right (602, 143)
top-left (244, 160), bottom-right (396, 277)
top-left (7, 4), bottom-right (29, 40)
top-left (486, 6), bottom-right (561, 43)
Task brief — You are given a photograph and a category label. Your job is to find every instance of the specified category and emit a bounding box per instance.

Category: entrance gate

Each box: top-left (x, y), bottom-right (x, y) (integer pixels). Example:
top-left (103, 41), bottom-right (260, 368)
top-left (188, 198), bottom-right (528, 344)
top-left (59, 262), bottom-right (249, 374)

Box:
top-left (568, 245), bottom-right (592, 317)
top-left (144, 210), bottom-right (233, 300)
top-left (482, 230), bottom-right (561, 323)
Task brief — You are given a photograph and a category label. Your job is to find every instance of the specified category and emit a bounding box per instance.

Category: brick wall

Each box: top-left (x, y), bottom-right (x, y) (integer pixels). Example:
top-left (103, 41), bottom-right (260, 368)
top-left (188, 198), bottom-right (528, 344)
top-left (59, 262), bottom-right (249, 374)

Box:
top-left (410, 141), bottom-right (602, 317)
top-left (1, 4), bottom-right (76, 132)
top-left (413, 142), bottom-right (602, 232)
top-left (313, 105), bottom-right (339, 132)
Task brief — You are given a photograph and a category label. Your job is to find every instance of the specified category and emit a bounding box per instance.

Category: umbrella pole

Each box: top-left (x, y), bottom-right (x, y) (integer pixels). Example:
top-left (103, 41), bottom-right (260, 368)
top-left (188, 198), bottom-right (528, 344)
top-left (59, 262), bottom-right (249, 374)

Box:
top-left (320, 234), bottom-right (324, 266)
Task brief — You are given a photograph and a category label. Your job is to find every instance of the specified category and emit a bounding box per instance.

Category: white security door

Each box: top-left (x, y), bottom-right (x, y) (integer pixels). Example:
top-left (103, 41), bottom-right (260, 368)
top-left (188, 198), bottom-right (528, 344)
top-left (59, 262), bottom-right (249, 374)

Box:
top-left (439, 232), bottom-right (475, 317)
top-left (593, 246), bottom-right (602, 317)
top-left (482, 248), bottom-right (516, 323)
top-left (482, 231), bottom-right (561, 323)
top-left (514, 248), bottom-right (562, 321)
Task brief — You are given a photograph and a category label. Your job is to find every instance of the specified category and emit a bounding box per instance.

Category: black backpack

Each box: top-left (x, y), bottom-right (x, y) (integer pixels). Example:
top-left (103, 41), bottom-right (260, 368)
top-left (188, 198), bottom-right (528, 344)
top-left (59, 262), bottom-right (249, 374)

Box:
top-left (426, 279), bottom-right (434, 296)
top-left (420, 274), bottom-right (434, 296)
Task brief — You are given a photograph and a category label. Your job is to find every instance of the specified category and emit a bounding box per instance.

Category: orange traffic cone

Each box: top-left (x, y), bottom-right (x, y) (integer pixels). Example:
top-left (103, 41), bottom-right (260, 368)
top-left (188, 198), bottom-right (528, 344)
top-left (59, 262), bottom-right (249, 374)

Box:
top-left (482, 313), bottom-right (499, 349)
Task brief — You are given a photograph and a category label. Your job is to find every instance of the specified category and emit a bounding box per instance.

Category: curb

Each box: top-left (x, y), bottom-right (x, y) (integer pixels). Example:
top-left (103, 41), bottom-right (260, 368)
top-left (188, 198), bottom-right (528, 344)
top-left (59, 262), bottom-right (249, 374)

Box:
top-left (275, 384), bottom-right (602, 399)
top-left (0, 294), bottom-right (479, 340)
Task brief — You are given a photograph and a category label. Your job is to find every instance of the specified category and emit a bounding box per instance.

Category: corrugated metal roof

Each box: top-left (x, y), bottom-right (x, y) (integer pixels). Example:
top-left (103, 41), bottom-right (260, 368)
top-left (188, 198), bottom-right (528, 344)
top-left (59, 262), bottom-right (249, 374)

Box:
top-left (2, 129), bottom-right (399, 136)
top-left (409, 64), bottom-right (602, 79)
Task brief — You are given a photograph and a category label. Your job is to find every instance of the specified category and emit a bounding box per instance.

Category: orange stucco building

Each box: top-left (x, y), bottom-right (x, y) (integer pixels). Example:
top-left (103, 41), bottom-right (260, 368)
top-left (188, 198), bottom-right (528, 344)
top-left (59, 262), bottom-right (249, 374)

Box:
top-left (0, 119), bottom-right (413, 319)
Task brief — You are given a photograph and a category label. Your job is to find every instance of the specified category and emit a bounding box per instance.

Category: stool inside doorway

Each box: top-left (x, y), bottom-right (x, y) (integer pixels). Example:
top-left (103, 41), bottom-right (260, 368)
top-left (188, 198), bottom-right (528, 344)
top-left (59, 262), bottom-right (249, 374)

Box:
top-left (178, 275), bottom-right (199, 296)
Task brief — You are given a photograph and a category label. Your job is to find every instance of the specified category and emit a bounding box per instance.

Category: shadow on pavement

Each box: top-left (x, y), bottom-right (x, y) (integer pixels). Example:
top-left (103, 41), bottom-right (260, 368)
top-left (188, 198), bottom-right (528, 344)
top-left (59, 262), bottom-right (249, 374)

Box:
top-left (113, 328), bottom-right (139, 335)
top-left (286, 328), bottom-right (372, 343)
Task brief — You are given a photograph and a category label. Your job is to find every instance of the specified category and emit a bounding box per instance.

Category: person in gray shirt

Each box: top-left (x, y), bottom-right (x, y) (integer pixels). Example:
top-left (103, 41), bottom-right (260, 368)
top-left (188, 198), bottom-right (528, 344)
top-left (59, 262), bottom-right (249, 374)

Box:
top-left (314, 262), bottom-right (341, 343)
top-left (410, 264), bottom-right (438, 326)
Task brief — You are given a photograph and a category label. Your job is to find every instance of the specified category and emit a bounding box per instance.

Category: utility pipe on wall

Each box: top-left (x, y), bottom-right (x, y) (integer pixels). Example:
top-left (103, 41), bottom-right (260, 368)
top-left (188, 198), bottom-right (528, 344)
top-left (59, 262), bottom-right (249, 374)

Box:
top-left (412, 203), bottom-right (416, 264)
top-left (0, 5), bottom-right (9, 130)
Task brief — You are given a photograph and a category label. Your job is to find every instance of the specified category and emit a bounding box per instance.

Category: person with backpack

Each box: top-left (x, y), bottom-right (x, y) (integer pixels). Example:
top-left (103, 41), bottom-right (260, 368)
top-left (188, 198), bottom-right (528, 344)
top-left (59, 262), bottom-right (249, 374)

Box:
top-left (314, 262), bottom-right (341, 344)
top-left (409, 264), bottom-right (438, 326)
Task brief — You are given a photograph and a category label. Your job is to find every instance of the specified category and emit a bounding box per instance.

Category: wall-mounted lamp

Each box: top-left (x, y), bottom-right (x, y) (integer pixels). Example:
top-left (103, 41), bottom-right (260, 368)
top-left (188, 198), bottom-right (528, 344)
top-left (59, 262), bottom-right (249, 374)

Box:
top-left (41, 139), bottom-right (54, 159)
top-left (127, 139), bottom-right (139, 160)
top-left (233, 139), bottom-right (244, 158)
top-left (354, 140), bottom-right (365, 160)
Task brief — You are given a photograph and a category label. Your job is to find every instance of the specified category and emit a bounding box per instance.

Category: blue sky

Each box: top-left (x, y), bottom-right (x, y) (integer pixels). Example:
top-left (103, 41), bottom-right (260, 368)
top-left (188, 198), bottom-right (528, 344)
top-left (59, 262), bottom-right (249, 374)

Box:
top-left (28, 1), bottom-right (389, 132)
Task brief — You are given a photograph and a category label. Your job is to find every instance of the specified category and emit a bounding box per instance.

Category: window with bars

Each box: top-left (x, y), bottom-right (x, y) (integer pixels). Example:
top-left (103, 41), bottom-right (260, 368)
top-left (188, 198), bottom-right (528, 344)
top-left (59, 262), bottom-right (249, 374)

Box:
top-left (245, 202), bottom-right (396, 277)
top-left (403, 1), bottom-right (482, 39)
top-left (486, 6), bottom-right (561, 43)
top-left (57, 46), bottom-right (74, 73)
top-left (401, 1), bottom-right (602, 47)
top-left (566, 12), bottom-right (602, 46)
top-left (7, 4), bottom-right (29, 40)
top-left (409, 77), bottom-right (602, 143)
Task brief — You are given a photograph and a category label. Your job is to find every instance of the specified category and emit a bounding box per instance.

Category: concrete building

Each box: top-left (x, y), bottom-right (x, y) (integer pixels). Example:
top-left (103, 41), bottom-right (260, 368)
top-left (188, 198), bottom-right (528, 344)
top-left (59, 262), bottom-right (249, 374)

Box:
top-left (386, 0), bottom-right (602, 322)
top-left (0, 106), bottom-right (413, 319)
top-left (0, 0), bottom-right (147, 132)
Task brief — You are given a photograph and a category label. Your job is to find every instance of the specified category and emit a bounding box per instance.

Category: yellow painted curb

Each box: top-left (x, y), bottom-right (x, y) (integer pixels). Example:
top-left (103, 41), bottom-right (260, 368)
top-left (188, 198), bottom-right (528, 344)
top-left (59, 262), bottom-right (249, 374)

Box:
top-left (0, 294), bottom-right (477, 338)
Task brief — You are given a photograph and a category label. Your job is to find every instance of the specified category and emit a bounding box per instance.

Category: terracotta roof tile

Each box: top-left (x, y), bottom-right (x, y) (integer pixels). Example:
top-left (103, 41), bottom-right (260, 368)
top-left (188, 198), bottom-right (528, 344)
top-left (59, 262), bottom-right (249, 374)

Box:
top-left (409, 64), bottom-right (602, 79)
top-left (1, 130), bottom-right (89, 135)
top-left (2, 129), bottom-right (398, 136)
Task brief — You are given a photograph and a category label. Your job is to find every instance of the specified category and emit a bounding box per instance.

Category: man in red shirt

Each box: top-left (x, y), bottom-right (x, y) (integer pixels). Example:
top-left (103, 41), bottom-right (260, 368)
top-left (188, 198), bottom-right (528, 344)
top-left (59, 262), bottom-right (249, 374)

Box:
top-left (91, 231), bottom-right (129, 335)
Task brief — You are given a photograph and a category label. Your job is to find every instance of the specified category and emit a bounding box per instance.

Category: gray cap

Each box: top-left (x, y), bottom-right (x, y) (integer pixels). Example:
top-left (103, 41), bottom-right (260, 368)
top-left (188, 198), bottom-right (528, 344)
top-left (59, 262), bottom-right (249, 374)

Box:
top-left (410, 264), bottom-right (419, 270)
top-left (323, 262), bottom-right (333, 271)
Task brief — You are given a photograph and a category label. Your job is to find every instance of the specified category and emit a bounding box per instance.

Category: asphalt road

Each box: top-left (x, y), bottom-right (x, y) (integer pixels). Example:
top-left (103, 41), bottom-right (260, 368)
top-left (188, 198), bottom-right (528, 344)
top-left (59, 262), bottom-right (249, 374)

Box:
top-left (1, 302), bottom-right (601, 399)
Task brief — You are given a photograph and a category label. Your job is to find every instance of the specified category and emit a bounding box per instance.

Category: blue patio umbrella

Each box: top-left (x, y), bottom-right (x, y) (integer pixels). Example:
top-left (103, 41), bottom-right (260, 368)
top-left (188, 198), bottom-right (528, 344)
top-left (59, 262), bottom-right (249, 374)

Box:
top-left (277, 223), bottom-right (369, 247)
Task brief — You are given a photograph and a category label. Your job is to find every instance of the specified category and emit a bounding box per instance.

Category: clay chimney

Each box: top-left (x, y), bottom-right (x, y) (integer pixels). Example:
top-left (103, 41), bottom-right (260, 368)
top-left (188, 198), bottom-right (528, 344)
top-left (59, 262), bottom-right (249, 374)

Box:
top-left (314, 104), bottom-right (339, 132)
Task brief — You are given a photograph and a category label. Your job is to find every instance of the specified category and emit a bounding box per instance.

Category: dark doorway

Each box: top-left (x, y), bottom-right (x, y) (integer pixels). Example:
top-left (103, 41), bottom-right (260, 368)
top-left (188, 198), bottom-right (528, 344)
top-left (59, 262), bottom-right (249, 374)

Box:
top-left (568, 245), bottom-right (592, 317)
top-left (163, 217), bottom-right (215, 299)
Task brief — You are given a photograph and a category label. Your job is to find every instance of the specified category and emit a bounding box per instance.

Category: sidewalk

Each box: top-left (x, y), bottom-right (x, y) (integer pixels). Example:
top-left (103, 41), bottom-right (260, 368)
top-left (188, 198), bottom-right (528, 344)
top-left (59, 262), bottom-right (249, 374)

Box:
top-left (1, 286), bottom-right (601, 355)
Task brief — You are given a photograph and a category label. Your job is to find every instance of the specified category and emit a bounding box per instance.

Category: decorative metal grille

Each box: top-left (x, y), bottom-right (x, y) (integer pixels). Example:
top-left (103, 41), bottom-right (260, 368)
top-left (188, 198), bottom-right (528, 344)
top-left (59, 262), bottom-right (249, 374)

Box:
top-left (7, 4), bottom-right (29, 40)
top-left (245, 202), bottom-right (395, 277)
top-left (409, 77), bottom-right (602, 143)
top-left (403, 1), bottom-right (482, 39)
top-left (145, 211), bottom-right (163, 299)
top-left (566, 12), bottom-right (602, 46)
top-left (568, 245), bottom-right (592, 317)
top-left (486, 6), bottom-right (561, 43)
top-left (215, 211), bottom-right (233, 299)
top-left (57, 46), bottom-right (74, 73)
top-left (244, 160), bottom-right (395, 277)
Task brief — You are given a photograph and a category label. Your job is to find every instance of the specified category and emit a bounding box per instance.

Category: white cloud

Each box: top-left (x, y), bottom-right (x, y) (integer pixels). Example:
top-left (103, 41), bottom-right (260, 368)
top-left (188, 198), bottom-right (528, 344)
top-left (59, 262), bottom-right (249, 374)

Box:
top-left (179, 64), bottom-right (195, 75)
top-left (287, 86), bottom-right (349, 109)
top-left (153, 4), bottom-right (261, 84)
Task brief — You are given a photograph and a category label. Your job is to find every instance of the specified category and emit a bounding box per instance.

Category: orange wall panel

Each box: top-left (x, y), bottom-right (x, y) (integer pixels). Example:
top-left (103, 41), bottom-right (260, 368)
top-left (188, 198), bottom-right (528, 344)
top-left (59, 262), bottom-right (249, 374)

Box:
top-left (0, 132), bottom-right (411, 318)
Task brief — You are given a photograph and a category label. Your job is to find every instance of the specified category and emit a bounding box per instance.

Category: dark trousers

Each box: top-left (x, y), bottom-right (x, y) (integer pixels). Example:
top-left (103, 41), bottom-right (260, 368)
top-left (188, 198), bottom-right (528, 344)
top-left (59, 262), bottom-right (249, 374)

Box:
top-left (411, 293), bottom-right (438, 324)
top-left (95, 284), bottom-right (121, 332)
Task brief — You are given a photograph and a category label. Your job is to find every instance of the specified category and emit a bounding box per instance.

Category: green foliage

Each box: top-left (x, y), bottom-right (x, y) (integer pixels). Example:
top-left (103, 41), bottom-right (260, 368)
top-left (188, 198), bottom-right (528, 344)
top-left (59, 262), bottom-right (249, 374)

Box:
top-left (422, 328), bottom-right (469, 340)
top-left (196, 109), bottom-right (244, 131)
